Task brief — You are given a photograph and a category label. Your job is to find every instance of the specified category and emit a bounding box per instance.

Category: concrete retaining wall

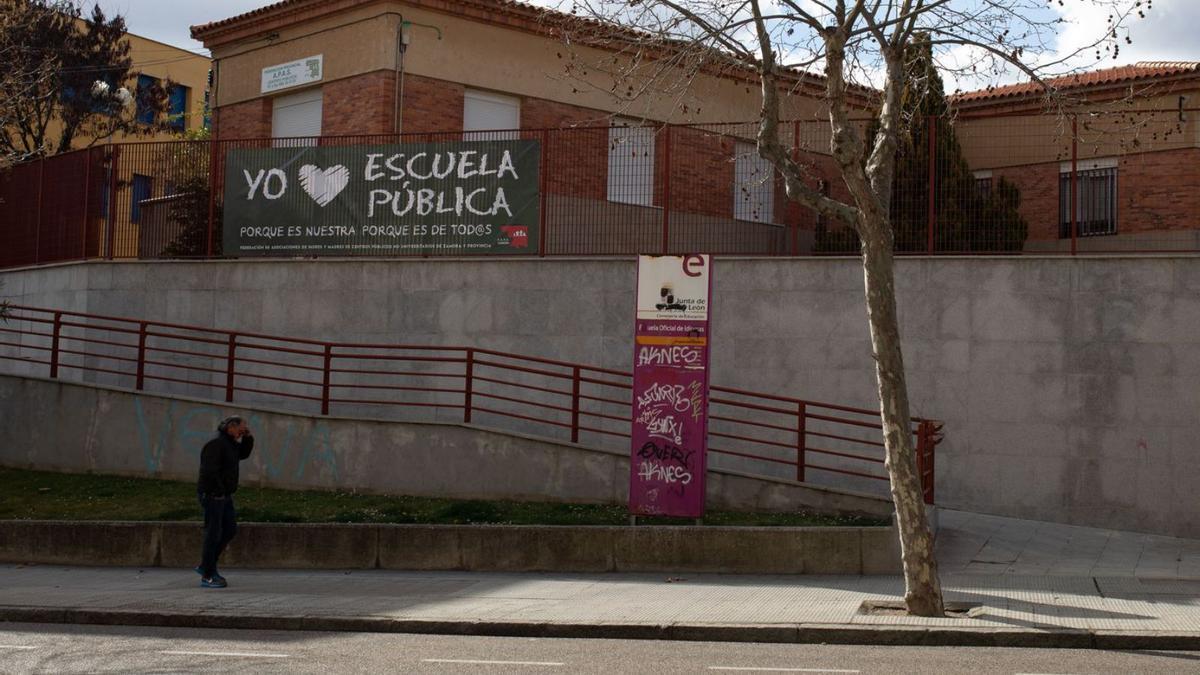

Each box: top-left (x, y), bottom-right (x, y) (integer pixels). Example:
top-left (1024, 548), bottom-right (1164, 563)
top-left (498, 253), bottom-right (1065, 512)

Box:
top-left (0, 520), bottom-right (901, 574)
top-left (0, 375), bottom-right (893, 518)
top-left (2, 256), bottom-right (1199, 537)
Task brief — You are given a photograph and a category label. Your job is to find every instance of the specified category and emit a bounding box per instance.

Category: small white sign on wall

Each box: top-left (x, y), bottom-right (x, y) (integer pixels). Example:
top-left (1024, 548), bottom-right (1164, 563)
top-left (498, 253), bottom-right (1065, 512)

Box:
top-left (261, 55), bottom-right (323, 94)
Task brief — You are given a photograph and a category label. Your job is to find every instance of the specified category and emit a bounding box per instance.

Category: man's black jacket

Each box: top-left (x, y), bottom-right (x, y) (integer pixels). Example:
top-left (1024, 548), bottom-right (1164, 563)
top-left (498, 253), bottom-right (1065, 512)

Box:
top-left (197, 433), bottom-right (254, 497)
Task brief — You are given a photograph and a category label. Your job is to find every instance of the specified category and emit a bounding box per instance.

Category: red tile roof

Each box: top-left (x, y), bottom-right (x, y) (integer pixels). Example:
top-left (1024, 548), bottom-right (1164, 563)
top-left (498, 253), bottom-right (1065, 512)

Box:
top-left (189, 0), bottom-right (874, 99)
top-left (191, 0), bottom-right (304, 36)
top-left (953, 61), bottom-right (1200, 105)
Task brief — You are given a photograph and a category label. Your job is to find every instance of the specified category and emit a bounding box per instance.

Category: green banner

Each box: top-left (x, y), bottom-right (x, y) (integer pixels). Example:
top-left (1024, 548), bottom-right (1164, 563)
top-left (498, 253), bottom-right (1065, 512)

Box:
top-left (223, 140), bottom-right (540, 255)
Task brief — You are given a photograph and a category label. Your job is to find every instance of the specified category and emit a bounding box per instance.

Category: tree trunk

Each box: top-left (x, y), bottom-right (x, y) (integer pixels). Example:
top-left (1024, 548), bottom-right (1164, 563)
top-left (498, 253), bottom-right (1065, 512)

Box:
top-left (859, 227), bottom-right (944, 617)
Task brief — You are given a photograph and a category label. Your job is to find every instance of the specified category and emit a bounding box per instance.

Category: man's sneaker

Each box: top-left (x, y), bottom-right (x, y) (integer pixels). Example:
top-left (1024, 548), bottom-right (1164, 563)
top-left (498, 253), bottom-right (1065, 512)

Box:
top-left (200, 576), bottom-right (227, 589)
top-left (195, 566), bottom-right (225, 583)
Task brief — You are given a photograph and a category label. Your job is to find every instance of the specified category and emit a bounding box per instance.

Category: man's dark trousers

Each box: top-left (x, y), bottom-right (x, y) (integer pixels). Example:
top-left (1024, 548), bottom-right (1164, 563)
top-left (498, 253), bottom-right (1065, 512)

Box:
top-left (199, 492), bottom-right (237, 577)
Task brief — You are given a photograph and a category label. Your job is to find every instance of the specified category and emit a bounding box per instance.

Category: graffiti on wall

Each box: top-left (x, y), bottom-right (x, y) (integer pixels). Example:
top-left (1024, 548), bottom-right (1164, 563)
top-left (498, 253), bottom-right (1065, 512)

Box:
top-left (133, 398), bottom-right (339, 482)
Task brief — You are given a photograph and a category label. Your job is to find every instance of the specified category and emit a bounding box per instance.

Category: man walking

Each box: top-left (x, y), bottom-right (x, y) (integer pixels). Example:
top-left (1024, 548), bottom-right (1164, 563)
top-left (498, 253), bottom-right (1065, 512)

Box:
top-left (196, 416), bottom-right (254, 588)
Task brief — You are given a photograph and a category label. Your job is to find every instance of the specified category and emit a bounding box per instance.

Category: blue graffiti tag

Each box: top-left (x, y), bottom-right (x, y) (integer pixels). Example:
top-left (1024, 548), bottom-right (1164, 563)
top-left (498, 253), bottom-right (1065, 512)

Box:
top-left (132, 395), bottom-right (339, 484)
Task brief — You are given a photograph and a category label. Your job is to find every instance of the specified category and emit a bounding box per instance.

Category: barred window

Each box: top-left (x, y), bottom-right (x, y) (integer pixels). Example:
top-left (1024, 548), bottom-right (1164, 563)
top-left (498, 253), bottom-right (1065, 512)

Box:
top-left (1059, 163), bottom-right (1117, 238)
top-left (733, 141), bottom-right (776, 223)
top-left (607, 120), bottom-right (656, 206)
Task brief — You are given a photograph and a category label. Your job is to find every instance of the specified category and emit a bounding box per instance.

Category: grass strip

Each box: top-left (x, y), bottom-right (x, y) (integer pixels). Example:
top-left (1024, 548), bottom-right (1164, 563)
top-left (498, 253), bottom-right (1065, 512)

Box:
top-left (0, 467), bottom-right (887, 527)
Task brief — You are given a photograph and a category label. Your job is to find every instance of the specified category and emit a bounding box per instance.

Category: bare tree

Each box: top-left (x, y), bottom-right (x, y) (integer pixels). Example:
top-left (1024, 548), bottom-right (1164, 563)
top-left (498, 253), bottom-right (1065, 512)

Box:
top-left (551, 0), bottom-right (1143, 615)
top-left (0, 0), bottom-right (172, 163)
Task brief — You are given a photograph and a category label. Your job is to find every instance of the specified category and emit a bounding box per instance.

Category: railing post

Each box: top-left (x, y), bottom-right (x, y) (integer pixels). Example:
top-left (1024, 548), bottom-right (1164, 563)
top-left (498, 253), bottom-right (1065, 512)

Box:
top-left (796, 401), bottom-right (807, 483)
top-left (49, 312), bottom-right (62, 379)
top-left (926, 115), bottom-right (936, 254)
top-left (1070, 115), bottom-right (1078, 256)
top-left (206, 139), bottom-right (218, 257)
top-left (135, 321), bottom-right (148, 390)
top-left (224, 333), bottom-right (236, 403)
top-left (320, 343), bottom-right (332, 416)
top-left (538, 129), bottom-right (548, 257)
top-left (571, 365), bottom-right (581, 444)
top-left (463, 348), bottom-right (474, 424)
top-left (661, 124), bottom-right (672, 255)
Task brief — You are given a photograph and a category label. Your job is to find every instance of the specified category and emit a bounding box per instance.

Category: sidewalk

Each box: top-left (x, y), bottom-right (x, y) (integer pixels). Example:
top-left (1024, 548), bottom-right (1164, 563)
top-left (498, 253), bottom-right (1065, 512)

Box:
top-left (4, 510), bottom-right (1200, 648)
top-left (4, 564), bottom-right (1200, 648)
top-left (936, 509), bottom-right (1200, 577)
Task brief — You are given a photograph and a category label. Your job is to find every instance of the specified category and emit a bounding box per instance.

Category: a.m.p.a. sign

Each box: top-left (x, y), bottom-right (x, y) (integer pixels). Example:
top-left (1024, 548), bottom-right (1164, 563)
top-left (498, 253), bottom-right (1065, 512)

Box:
top-left (222, 140), bottom-right (540, 256)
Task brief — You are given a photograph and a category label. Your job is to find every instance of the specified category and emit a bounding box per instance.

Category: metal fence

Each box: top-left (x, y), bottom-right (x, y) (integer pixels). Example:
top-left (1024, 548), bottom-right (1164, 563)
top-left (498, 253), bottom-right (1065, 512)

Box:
top-left (2, 110), bottom-right (1198, 268)
top-left (0, 304), bottom-right (940, 503)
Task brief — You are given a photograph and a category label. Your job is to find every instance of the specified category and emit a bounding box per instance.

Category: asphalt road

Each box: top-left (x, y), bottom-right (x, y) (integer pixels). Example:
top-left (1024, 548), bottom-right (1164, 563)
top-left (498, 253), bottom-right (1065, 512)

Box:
top-left (1, 623), bottom-right (1199, 674)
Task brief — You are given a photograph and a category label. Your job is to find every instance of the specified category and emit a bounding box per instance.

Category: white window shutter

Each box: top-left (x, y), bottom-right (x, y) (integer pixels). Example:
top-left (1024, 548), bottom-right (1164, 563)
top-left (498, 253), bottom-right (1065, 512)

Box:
top-left (272, 87), bottom-right (323, 147)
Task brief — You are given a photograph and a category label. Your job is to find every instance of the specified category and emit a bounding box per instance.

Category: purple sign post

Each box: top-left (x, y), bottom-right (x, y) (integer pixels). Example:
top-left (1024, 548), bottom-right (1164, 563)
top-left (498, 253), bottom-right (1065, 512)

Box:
top-left (630, 254), bottom-right (713, 518)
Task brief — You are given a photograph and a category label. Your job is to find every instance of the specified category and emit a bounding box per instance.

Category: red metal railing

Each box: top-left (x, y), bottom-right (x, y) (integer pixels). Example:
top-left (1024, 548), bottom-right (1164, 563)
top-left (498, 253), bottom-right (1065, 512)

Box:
top-left (3, 108), bottom-right (1198, 269)
top-left (0, 304), bottom-right (940, 503)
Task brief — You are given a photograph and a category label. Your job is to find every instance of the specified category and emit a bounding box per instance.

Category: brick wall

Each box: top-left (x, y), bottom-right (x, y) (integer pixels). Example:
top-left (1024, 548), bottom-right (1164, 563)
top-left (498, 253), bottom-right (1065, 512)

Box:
top-left (323, 71), bottom-right (396, 136)
top-left (995, 163), bottom-right (1059, 241)
top-left (400, 73), bottom-right (465, 135)
top-left (213, 98), bottom-right (271, 140)
top-left (994, 147), bottom-right (1200, 243)
top-left (1119, 147), bottom-right (1200, 234)
top-left (523, 98), bottom-right (608, 200)
top-left (669, 127), bottom-right (735, 218)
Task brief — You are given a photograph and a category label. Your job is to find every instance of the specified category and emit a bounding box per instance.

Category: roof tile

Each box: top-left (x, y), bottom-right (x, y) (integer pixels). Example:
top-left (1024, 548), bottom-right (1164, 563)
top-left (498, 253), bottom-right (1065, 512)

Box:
top-left (954, 61), bottom-right (1200, 104)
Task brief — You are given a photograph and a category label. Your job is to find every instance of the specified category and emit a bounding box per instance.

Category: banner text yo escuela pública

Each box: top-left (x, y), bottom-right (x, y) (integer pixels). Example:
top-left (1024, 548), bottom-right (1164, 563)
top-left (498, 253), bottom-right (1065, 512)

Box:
top-left (222, 139), bottom-right (540, 255)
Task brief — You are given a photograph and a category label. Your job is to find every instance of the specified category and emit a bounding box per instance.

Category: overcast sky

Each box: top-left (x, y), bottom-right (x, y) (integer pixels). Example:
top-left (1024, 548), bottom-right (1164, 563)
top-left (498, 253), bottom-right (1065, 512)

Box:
top-left (97, 0), bottom-right (1200, 83)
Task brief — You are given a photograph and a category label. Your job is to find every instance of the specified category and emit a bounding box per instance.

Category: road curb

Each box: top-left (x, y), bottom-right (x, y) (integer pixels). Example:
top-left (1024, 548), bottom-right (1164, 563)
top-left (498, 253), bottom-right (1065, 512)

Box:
top-left (0, 520), bottom-right (902, 575)
top-left (3, 606), bottom-right (1200, 649)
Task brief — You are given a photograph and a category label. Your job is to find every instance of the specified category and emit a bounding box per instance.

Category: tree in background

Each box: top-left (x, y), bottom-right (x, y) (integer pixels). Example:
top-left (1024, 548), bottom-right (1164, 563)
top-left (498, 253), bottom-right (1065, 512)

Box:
top-left (160, 127), bottom-right (222, 258)
top-left (0, 0), bottom-right (172, 162)
top-left (816, 34), bottom-right (1028, 253)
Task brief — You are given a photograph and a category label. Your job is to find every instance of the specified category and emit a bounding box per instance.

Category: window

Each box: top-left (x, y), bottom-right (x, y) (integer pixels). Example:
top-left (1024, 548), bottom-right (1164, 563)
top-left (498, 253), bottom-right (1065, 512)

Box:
top-left (607, 119), bottom-right (655, 206)
top-left (463, 89), bottom-right (520, 140)
top-left (973, 170), bottom-right (993, 199)
top-left (136, 74), bottom-right (159, 125)
top-left (1059, 159), bottom-right (1117, 237)
top-left (167, 84), bottom-right (189, 132)
top-left (734, 141), bottom-right (775, 223)
top-left (130, 174), bottom-right (153, 224)
top-left (271, 87), bottom-right (322, 147)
